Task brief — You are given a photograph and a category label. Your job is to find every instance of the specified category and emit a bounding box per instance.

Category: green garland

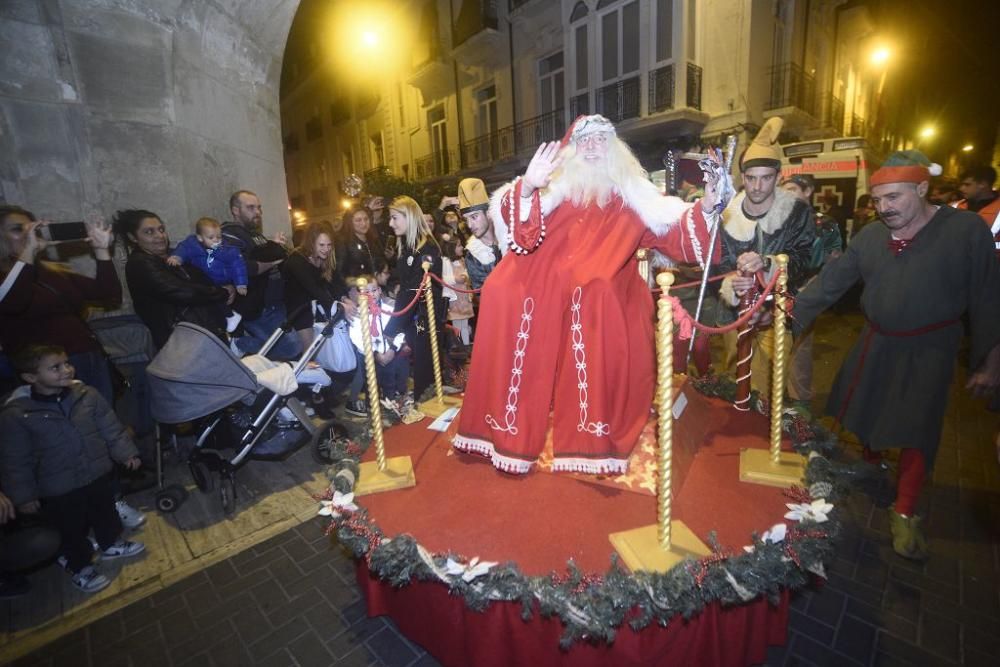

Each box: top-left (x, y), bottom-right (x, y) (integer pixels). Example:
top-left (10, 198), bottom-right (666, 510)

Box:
top-left (319, 375), bottom-right (863, 648)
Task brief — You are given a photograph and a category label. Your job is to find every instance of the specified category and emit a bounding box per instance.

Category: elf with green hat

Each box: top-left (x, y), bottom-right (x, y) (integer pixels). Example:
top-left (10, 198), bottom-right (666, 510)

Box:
top-left (791, 149), bottom-right (1000, 560)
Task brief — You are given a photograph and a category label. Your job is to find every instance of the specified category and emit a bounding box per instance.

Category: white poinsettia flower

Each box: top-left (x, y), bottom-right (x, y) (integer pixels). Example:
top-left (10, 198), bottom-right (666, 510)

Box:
top-left (318, 490), bottom-right (358, 518)
top-left (783, 499), bottom-right (834, 523)
top-left (444, 556), bottom-right (498, 582)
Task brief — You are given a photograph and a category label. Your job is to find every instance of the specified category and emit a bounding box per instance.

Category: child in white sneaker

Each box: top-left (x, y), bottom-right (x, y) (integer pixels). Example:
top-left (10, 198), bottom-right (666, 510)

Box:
top-left (0, 345), bottom-right (146, 594)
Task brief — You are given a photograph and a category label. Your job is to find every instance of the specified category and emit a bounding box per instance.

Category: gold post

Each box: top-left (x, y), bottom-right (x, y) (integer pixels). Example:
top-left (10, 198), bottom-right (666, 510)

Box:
top-left (421, 261), bottom-right (445, 406)
top-left (354, 278), bottom-right (416, 495)
top-left (608, 272), bottom-right (710, 571)
top-left (357, 277), bottom-right (386, 471)
top-left (636, 248), bottom-right (650, 285)
top-left (418, 261), bottom-right (462, 417)
top-left (738, 253), bottom-right (806, 487)
top-left (769, 254), bottom-right (789, 463)
top-left (656, 272), bottom-right (675, 549)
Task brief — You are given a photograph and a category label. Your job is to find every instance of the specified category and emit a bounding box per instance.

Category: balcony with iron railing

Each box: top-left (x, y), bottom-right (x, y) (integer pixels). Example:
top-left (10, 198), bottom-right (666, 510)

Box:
top-left (820, 94), bottom-right (845, 134)
top-left (765, 63), bottom-right (818, 116)
top-left (453, 109), bottom-right (566, 173)
top-left (596, 76), bottom-right (640, 123)
top-left (414, 148), bottom-right (457, 181)
top-left (452, 1), bottom-right (502, 66)
top-left (648, 64), bottom-right (675, 113)
top-left (686, 63), bottom-right (702, 111)
top-left (569, 93), bottom-right (589, 119)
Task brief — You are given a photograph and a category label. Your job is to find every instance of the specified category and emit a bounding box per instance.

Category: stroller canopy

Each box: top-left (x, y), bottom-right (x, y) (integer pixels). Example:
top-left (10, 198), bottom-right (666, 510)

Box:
top-left (147, 323), bottom-right (259, 423)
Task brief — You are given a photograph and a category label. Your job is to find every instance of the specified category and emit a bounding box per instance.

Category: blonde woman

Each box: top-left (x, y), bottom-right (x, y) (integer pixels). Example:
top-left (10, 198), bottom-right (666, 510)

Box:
top-left (385, 196), bottom-right (444, 402)
top-left (281, 221), bottom-right (353, 347)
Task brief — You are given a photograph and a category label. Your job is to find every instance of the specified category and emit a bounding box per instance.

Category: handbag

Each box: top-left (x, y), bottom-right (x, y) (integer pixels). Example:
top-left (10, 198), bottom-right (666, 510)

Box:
top-left (312, 302), bottom-right (357, 373)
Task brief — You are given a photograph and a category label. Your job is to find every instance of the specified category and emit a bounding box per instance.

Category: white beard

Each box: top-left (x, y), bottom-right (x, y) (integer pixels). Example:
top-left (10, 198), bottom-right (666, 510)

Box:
top-left (558, 155), bottom-right (616, 209)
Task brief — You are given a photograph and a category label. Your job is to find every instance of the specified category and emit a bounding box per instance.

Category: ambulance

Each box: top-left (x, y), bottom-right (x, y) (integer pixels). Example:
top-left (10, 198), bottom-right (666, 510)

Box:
top-left (780, 137), bottom-right (883, 241)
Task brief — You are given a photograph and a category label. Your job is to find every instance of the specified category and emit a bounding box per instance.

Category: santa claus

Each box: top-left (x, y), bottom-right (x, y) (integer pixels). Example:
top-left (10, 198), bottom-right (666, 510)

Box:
top-left (453, 115), bottom-right (722, 474)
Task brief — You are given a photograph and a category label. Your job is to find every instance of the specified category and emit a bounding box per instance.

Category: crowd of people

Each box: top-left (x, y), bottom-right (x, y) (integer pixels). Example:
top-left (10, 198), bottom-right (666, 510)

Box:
top-left (1, 112), bottom-right (998, 601)
top-left (0, 183), bottom-right (500, 598)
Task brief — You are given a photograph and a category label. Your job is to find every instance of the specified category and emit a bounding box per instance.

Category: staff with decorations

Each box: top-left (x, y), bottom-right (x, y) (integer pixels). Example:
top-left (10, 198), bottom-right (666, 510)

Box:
top-left (453, 114), bottom-right (727, 475)
top-left (791, 150), bottom-right (1000, 560)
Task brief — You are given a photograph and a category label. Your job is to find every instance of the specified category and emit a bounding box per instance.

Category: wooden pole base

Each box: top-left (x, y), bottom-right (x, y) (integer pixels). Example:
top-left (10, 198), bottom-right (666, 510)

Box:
top-left (739, 448), bottom-right (806, 488)
top-left (418, 395), bottom-right (463, 418)
top-left (609, 522), bottom-right (711, 573)
top-left (355, 456), bottom-right (417, 496)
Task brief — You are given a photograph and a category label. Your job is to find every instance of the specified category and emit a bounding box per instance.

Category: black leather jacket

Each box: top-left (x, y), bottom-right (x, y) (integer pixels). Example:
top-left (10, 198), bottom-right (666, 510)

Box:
top-left (125, 250), bottom-right (229, 349)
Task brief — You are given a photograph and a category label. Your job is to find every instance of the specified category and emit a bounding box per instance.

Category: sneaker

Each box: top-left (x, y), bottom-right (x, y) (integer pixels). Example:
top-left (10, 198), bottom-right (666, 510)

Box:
top-left (225, 311), bottom-right (242, 333)
top-left (0, 573), bottom-right (31, 599)
top-left (277, 406), bottom-right (297, 423)
top-left (101, 540), bottom-right (146, 560)
top-left (345, 399), bottom-right (368, 417)
top-left (116, 500), bottom-right (147, 529)
top-left (70, 566), bottom-right (111, 594)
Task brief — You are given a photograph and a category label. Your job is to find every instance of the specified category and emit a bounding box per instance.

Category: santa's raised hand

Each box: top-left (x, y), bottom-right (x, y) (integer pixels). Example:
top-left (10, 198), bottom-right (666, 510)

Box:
top-left (522, 141), bottom-right (563, 197)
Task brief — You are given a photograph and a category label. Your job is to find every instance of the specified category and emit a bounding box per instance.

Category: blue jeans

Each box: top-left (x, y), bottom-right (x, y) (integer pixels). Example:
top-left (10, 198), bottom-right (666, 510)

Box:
top-left (236, 304), bottom-right (303, 360)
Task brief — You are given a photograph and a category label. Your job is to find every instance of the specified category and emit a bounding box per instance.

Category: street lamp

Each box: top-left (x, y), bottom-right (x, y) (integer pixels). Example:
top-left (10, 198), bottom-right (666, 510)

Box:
top-left (919, 126), bottom-right (936, 140)
top-left (962, 144), bottom-right (974, 152)
top-left (361, 30), bottom-right (378, 48)
top-left (870, 47), bottom-right (891, 67)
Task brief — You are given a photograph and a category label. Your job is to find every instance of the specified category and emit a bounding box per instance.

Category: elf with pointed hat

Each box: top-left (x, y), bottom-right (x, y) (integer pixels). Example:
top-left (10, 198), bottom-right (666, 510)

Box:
top-left (453, 114), bottom-right (726, 475)
top-left (791, 149), bottom-right (1000, 560)
top-left (716, 117), bottom-right (817, 396)
top-left (456, 178), bottom-right (501, 293)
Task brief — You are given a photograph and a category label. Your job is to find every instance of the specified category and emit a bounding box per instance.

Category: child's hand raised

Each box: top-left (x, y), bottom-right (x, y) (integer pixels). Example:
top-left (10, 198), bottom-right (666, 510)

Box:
top-left (236, 285), bottom-right (247, 296)
top-left (166, 255), bottom-right (182, 267)
top-left (124, 456), bottom-right (142, 471)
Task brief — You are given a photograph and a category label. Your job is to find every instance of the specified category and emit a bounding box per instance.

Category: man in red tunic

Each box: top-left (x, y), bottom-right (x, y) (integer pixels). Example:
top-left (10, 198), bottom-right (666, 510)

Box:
top-left (453, 115), bottom-right (722, 474)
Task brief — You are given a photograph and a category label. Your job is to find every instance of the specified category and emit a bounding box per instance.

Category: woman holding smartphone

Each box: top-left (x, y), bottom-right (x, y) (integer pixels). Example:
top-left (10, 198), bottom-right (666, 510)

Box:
top-left (0, 205), bottom-right (122, 401)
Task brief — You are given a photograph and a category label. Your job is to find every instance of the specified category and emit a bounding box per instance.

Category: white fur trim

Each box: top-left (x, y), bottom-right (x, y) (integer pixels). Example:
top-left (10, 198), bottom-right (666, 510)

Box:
top-left (452, 434), bottom-right (534, 474)
top-left (722, 188), bottom-right (798, 240)
top-left (465, 236), bottom-right (498, 266)
top-left (551, 456), bottom-right (629, 475)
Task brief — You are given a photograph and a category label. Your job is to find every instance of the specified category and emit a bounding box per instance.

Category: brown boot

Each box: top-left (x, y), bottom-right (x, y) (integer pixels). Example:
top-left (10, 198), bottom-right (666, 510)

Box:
top-left (889, 505), bottom-right (928, 560)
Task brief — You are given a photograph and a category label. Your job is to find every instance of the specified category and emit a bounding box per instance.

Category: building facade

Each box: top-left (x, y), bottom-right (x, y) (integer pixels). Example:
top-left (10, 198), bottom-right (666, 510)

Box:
top-left (280, 0), bottom-right (895, 224)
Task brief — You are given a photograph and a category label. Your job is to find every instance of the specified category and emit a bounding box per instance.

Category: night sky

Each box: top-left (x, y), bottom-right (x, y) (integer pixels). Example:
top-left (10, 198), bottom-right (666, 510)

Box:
top-left (873, 0), bottom-right (1000, 166)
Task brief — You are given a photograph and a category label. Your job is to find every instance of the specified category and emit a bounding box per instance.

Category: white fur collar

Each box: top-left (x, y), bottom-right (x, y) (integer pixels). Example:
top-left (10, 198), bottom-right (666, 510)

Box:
top-left (488, 175), bottom-right (688, 253)
top-left (465, 236), bottom-right (498, 265)
top-left (722, 188), bottom-right (798, 242)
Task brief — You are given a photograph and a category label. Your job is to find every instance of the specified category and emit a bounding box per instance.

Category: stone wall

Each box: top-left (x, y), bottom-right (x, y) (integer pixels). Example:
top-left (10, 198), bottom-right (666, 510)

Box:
top-left (0, 0), bottom-right (299, 238)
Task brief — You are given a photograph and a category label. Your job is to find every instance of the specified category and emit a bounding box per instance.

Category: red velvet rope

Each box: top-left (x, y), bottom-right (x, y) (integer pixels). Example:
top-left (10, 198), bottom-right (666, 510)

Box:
top-left (383, 273), bottom-right (431, 317)
top-left (425, 271), bottom-right (484, 294)
top-left (667, 269), bottom-right (782, 336)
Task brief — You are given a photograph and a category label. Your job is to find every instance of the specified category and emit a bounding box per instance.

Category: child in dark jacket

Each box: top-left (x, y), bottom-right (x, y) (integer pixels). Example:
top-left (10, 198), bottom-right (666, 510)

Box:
top-left (0, 345), bottom-right (146, 594)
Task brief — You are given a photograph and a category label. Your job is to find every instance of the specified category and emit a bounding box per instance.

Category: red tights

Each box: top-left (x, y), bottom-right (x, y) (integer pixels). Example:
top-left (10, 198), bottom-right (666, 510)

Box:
top-left (895, 448), bottom-right (926, 516)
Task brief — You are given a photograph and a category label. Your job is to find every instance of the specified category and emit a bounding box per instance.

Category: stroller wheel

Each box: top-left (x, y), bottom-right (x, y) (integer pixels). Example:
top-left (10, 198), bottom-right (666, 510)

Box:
top-left (311, 422), bottom-right (350, 465)
top-left (189, 460), bottom-right (213, 493)
top-left (155, 485), bottom-right (189, 513)
top-left (220, 476), bottom-right (237, 515)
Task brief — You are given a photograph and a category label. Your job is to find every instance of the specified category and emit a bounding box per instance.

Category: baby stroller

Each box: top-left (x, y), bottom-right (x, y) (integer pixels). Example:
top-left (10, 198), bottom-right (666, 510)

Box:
top-left (147, 314), bottom-right (349, 514)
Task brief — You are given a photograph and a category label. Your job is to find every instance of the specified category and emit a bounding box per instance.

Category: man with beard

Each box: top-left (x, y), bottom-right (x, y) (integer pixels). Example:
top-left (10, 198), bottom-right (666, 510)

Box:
top-left (791, 150), bottom-right (1000, 559)
top-left (717, 118), bottom-right (816, 394)
top-left (457, 178), bottom-right (501, 293)
top-left (222, 190), bottom-right (301, 359)
top-left (453, 115), bottom-right (723, 475)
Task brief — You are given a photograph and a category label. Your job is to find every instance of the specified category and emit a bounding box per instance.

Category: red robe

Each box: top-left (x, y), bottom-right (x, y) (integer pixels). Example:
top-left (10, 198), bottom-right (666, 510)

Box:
top-left (453, 183), bottom-right (718, 474)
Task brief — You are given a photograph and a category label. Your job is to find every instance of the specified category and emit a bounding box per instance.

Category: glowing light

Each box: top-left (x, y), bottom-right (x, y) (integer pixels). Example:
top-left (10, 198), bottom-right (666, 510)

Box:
top-left (962, 144), bottom-right (974, 152)
top-left (362, 30), bottom-right (378, 47)
top-left (870, 47), bottom-right (891, 66)
top-left (919, 126), bottom-right (936, 139)
top-left (292, 210), bottom-right (306, 221)
top-left (341, 199), bottom-right (352, 209)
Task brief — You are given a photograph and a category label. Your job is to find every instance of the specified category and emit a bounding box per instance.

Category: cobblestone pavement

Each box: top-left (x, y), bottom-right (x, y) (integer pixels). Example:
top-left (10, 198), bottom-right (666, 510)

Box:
top-left (14, 311), bottom-right (1000, 666)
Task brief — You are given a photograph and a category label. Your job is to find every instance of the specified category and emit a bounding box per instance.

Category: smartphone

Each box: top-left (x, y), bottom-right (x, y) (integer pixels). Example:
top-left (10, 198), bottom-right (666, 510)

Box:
top-left (39, 221), bottom-right (89, 242)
